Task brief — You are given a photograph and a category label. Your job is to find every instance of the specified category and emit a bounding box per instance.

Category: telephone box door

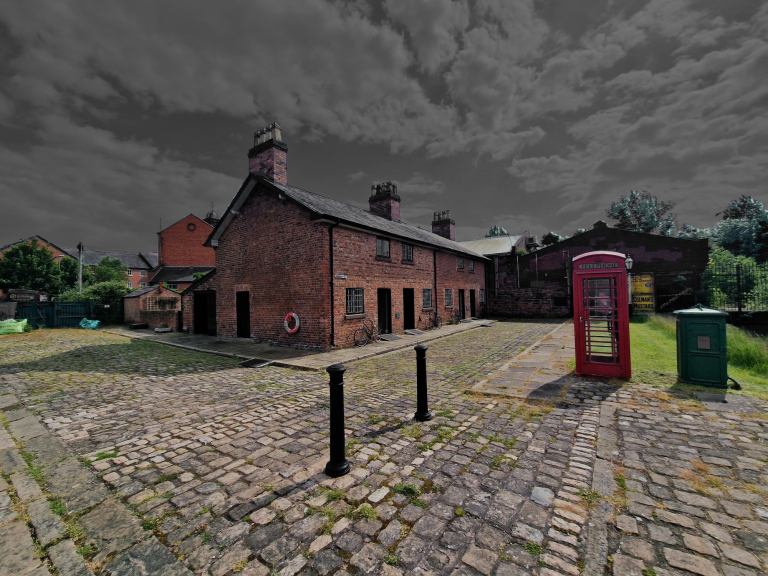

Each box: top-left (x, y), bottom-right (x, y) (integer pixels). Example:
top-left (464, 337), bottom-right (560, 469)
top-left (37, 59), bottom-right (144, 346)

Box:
top-left (573, 251), bottom-right (631, 379)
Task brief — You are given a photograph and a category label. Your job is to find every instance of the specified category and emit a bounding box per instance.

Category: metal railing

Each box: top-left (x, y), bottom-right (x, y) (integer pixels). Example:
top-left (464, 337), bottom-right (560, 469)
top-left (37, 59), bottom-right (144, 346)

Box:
top-left (702, 262), bottom-right (768, 312)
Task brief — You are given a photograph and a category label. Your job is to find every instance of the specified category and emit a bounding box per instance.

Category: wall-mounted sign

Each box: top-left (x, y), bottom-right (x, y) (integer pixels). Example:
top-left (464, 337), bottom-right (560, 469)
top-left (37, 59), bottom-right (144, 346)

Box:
top-left (334, 274), bottom-right (348, 279)
top-left (579, 262), bottom-right (618, 269)
top-left (632, 274), bottom-right (655, 313)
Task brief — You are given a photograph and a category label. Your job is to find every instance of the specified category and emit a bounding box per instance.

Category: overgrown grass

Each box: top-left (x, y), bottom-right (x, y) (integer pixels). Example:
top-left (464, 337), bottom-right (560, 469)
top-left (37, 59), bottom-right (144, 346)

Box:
top-left (629, 314), bottom-right (768, 393)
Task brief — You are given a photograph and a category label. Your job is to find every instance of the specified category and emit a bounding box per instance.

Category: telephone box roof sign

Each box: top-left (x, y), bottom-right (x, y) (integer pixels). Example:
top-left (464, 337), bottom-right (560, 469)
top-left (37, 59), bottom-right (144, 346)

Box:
top-left (573, 251), bottom-right (631, 379)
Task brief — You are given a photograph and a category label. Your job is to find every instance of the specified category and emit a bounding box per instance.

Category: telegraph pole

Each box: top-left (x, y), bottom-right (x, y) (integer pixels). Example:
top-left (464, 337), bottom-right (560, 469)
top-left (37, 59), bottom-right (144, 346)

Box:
top-left (78, 242), bottom-right (83, 293)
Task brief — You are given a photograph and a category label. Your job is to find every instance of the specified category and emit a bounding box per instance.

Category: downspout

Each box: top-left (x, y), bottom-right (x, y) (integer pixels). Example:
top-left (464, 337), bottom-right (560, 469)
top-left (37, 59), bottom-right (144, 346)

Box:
top-left (433, 250), bottom-right (438, 312)
top-left (329, 220), bottom-right (340, 348)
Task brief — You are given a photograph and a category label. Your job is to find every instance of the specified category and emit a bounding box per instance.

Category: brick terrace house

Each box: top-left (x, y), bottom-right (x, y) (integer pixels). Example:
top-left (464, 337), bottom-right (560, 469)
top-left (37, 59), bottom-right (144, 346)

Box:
top-left (488, 221), bottom-right (710, 317)
top-left (62, 248), bottom-right (156, 289)
top-left (0, 236), bottom-right (73, 299)
top-left (149, 213), bottom-right (217, 292)
top-left (181, 124), bottom-right (487, 348)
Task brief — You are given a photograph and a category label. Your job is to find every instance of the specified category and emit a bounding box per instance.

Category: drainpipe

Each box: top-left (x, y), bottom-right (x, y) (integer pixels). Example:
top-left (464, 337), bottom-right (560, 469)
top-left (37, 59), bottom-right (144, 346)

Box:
top-left (329, 220), bottom-right (340, 348)
top-left (433, 250), bottom-right (438, 312)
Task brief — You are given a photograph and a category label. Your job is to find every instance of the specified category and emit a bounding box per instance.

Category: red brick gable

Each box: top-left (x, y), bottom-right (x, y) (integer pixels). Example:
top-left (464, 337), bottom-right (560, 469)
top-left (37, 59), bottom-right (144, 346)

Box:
top-left (158, 214), bottom-right (216, 267)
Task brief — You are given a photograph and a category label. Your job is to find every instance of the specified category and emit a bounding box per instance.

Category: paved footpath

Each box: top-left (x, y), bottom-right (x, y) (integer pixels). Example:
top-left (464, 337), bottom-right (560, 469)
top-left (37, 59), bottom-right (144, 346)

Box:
top-left (1, 321), bottom-right (767, 576)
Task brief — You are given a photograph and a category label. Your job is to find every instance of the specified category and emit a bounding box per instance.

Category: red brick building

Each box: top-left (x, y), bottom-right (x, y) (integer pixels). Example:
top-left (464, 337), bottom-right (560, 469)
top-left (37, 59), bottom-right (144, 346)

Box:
top-left (149, 213), bottom-right (216, 291)
top-left (182, 124), bottom-right (487, 349)
top-left (123, 284), bottom-right (181, 329)
top-left (488, 221), bottom-right (710, 317)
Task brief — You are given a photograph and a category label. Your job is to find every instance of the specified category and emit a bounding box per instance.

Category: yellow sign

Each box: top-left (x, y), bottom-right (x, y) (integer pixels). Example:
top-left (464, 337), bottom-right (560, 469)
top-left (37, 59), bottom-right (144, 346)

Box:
top-left (632, 274), bottom-right (655, 313)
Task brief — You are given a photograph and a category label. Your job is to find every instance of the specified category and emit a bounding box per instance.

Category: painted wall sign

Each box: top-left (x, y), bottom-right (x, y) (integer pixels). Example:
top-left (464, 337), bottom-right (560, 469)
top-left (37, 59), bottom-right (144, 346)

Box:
top-left (632, 273), bottom-right (655, 313)
top-left (578, 262), bottom-right (618, 269)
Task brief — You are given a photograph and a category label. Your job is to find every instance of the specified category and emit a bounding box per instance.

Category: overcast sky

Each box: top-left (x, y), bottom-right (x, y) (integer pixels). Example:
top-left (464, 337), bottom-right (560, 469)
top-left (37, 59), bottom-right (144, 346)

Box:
top-left (1, 0), bottom-right (766, 253)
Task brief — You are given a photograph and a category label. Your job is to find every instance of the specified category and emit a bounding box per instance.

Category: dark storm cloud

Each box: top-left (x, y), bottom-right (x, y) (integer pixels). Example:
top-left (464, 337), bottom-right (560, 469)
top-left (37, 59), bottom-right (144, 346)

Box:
top-left (0, 0), bottom-right (766, 251)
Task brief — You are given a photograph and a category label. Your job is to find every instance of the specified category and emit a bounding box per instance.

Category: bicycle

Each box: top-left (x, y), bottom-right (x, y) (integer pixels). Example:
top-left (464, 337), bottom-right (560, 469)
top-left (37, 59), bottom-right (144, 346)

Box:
top-left (418, 312), bottom-right (433, 331)
top-left (433, 311), bottom-right (442, 329)
top-left (354, 318), bottom-right (380, 347)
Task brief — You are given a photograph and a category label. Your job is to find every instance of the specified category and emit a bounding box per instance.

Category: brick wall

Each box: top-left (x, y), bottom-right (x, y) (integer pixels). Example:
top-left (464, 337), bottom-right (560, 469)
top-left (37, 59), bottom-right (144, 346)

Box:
top-left (213, 186), bottom-right (331, 348)
top-left (432, 219), bottom-right (455, 241)
top-left (332, 234), bottom-right (486, 347)
top-left (368, 194), bottom-right (400, 222)
top-left (181, 274), bottom-right (217, 332)
top-left (248, 141), bottom-right (288, 185)
top-left (487, 228), bottom-right (709, 317)
top-left (158, 215), bottom-right (215, 267)
top-left (124, 292), bottom-right (180, 329)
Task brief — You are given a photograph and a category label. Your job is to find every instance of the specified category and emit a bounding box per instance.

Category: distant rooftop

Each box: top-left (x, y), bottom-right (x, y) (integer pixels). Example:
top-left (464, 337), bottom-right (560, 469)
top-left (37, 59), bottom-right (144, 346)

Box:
top-left (457, 234), bottom-right (523, 256)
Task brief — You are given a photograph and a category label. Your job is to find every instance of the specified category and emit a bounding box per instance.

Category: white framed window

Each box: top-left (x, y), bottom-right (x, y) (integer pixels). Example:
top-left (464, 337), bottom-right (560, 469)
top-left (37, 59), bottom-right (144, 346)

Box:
top-left (127, 268), bottom-right (133, 276)
top-left (140, 270), bottom-right (147, 277)
top-left (422, 289), bottom-right (432, 309)
top-left (457, 257), bottom-right (464, 270)
top-left (145, 297), bottom-right (177, 311)
top-left (127, 281), bottom-right (132, 289)
top-left (376, 238), bottom-right (390, 258)
top-left (445, 289), bottom-right (453, 307)
top-left (469, 260), bottom-right (474, 272)
top-left (402, 243), bottom-right (413, 262)
top-left (480, 289), bottom-right (485, 303)
top-left (140, 282), bottom-right (146, 288)
top-left (346, 288), bottom-right (364, 314)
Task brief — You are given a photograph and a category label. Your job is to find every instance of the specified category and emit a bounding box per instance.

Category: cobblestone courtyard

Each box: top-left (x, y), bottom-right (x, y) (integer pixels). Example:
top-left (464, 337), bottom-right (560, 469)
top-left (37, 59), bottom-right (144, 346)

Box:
top-left (1, 321), bottom-right (767, 576)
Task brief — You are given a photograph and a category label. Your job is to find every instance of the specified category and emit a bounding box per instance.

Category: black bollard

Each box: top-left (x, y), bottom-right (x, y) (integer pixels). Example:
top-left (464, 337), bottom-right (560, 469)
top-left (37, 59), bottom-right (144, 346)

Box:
top-left (414, 344), bottom-right (432, 421)
top-left (324, 363), bottom-right (351, 478)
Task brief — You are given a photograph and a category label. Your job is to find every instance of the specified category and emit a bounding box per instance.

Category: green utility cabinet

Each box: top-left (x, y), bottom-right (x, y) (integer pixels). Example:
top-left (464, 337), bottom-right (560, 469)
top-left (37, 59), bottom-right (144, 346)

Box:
top-left (673, 305), bottom-right (728, 388)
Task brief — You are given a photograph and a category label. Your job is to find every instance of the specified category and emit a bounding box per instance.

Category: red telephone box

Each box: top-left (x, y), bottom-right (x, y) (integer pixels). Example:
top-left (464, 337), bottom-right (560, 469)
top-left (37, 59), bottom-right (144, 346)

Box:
top-left (573, 251), bottom-right (631, 379)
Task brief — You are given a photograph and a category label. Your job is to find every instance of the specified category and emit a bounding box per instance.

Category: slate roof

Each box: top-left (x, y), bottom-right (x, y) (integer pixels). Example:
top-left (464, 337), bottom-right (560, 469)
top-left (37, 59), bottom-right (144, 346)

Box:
top-left (458, 235), bottom-right (523, 256)
top-left (206, 173), bottom-right (487, 259)
top-left (123, 286), bottom-right (156, 299)
top-left (140, 252), bottom-right (159, 268)
top-left (63, 249), bottom-right (154, 269)
top-left (0, 235), bottom-right (72, 256)
top-left (149, 266), bottom-right (215, 284)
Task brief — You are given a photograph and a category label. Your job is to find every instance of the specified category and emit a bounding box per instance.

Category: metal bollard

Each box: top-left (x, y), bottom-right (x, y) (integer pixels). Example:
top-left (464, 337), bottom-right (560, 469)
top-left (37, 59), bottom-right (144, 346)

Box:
top-left (324, 363), bottom-right (351, 478)
top-left (414, 344), bottom-right (432, 421)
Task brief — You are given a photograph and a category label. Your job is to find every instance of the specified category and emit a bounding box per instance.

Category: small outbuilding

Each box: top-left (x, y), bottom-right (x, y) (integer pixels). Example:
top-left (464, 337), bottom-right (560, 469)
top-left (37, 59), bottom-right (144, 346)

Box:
top-left (123, 285), bottom-right (181, 330)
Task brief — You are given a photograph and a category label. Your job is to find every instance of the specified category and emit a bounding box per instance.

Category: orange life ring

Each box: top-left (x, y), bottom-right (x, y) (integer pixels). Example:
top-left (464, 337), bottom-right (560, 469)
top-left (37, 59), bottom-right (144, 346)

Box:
top-left (284, 312), bottom-right (300, 334)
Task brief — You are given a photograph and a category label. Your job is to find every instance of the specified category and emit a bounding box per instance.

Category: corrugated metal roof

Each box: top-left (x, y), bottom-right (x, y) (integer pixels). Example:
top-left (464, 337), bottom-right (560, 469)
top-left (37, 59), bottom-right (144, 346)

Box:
top-left (458, 235), bottom-right (522, 256)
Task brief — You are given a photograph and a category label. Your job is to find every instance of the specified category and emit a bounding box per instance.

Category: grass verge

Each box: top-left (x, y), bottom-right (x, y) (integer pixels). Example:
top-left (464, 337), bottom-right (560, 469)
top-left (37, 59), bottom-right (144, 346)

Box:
top-left (629, 315), bottom-right (768, 396)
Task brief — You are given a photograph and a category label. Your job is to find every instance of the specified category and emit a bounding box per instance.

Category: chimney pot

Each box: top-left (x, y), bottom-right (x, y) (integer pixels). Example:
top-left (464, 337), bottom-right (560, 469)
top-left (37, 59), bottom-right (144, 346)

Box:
top-left (431, 209), bottom-right (455, 241)
top-left (368, 180), bottom-right (401, 221)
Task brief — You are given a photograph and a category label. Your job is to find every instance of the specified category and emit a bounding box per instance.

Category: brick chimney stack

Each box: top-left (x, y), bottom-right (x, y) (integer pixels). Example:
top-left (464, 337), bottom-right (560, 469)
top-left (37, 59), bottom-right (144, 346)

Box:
top-left (432, 210), bottom-right (455, 241)
top-left (248, 122), bottom-right (287, 184)
top-left (369, 181), bottom-right (401, 221)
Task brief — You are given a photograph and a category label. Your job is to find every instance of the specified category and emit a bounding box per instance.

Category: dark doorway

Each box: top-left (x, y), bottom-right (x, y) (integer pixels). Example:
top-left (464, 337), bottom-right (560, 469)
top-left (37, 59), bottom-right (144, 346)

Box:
top-left (193, 292), bottom-right (217, 336)
top-left (236, 291), bottom-right (250, 338)
top-left (458, 289), bottom-right (465, 320)
top-left (402, 288), bottom-right (415, 330)
top-left (377, 288), bottom-right (392, 334)
top-left (470, 290), bottom-right (476, 318)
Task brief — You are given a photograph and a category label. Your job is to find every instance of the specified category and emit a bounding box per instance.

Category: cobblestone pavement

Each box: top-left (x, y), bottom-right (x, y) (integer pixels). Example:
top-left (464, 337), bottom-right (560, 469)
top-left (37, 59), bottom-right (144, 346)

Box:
top-left (1, 322), bottom-right (767, 576)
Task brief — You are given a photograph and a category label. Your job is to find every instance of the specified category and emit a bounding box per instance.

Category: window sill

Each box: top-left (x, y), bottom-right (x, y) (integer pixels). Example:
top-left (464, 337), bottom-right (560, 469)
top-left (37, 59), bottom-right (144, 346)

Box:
top-left (375, 256), bottom-right (391, 262)
top-left (469, 270), bottom-right (475, 274)
top-left (421, 307), bottom-right (434, 312)
top-left (344, 313), bottom-right (365, 320)
top-left (457, 269), bottom-right (464, 272)
top-left (444, 305), bottom-right (453, 309)
top-left (401, 260), bottom-right (414, 265)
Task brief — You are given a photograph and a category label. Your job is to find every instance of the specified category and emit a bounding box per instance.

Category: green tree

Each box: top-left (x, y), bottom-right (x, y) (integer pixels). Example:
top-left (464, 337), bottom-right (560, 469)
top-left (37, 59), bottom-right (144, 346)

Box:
top-left (59, 257), bottom-right (83, 290)
top-left (711, 217), bottom-right (768, 262)
top-left (0, 239), bottom-right (63, 294)
top-left (717, 195), bottom-right (765, 220)
top-left (485, 225), bottom-right (508, 237)
top-left (541, 232), bottom-right (562, 246)
top-left (91, 256), bottom-right (127, 283)
top-left (606, 190), bottom-right (676, 234)
top-left (676, 224), bottom-right (710, 240)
